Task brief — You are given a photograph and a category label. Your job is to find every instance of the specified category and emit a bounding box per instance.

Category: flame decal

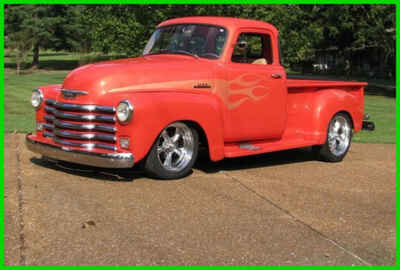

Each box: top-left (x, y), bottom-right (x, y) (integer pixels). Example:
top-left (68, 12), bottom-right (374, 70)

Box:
top-left (226, 73), bottom-right (270, 109)
top-left (107, 73), bottom-right (270, 110)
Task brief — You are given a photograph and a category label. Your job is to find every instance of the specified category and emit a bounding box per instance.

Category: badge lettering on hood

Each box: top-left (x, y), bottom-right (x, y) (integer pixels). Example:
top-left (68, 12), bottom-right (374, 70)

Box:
top-left (193, 82), bottom-right (211, 89)
top-left (61, 89), bottom-right (88, 99)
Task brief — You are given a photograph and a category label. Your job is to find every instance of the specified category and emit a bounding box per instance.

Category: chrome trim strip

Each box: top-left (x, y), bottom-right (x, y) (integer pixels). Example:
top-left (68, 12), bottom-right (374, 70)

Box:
top-left (26, 134), bottom-right (134, 168)
top-left (43, 132), bottom-right (115, 151)
top-left (45, 99), bottom-right (115, 113)
top-left (45, 115), bottom-right (55, 122)
top-left (45, 99), bottom-right (56, 105)
top-left (45, 106), bottom-right (55, 113)
top-left (43, 123), bottom-right (54, 130)
top-left (43, 131), bottom-right (54, 138)
top-left (53, 137), bottom-right (116, 151)
top-left (46, 107), bottom-right (116, 123)
top-left (54, 119), bottom-right (116, 133)
top-left (53, 102), bottom-right (115, 113)
top-left (54, 128), bottom-right (116, 142)
top-left (61, 89), bottom-right (88, 95)
top-left (61, 89), bottom-right (88, 99)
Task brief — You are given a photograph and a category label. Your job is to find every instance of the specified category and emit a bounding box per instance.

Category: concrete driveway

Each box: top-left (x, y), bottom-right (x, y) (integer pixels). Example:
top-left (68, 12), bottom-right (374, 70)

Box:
top-left (4, 134), bottom-right (396, 265)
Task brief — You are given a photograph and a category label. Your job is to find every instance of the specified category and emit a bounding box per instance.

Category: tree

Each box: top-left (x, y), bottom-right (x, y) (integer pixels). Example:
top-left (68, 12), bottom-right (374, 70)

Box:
top-left (311, 5), bottom-right (395, 76)
top-left (7, 30), bottom-right (33, 74)
top-left (81, 4), bottom-right (325, 66)
top-left (5, 5), bottom-right (86, 69)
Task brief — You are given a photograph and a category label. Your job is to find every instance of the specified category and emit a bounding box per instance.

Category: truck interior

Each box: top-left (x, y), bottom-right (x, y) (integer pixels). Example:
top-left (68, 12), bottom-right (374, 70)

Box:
top-left (231, 32), bottom-right (273, 65)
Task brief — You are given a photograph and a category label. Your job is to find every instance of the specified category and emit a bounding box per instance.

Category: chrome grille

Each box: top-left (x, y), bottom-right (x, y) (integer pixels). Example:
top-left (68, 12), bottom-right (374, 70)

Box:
top-left (43, 99), bottom-right (117, 151)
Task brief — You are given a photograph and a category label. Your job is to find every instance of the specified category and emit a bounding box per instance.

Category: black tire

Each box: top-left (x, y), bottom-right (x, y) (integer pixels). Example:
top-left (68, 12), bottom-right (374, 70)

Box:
top-left (144, 122), bottom-right (199, 179)
top-left (313, 112), bottom-right (353, 162)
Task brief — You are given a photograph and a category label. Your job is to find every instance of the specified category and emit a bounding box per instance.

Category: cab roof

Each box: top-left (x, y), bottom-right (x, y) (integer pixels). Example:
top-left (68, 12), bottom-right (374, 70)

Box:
top-left (158, 16), bottom-right (279, 36)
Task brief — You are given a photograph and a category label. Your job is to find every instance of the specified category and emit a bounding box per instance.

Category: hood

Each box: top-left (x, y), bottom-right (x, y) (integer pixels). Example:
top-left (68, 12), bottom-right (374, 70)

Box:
top-left (62, 55), bottom-right (216, 98)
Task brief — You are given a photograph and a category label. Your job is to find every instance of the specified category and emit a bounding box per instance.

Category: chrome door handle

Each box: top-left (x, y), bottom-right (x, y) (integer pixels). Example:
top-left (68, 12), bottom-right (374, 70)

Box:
top-left (271, 73), bottom-right (282, 79)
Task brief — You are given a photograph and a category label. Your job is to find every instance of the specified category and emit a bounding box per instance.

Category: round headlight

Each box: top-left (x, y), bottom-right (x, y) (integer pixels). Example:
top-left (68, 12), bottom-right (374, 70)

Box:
top-left (31, 88), bottom-right (43, 110)
top-left (116, 100), bottom-right (133, 124)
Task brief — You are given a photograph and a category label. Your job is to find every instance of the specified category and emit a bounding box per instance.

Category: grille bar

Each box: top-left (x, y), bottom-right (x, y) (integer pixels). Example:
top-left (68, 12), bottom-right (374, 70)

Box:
top-left (43, 123), bottom-right (54, 130)
top-left (43, 132), bottom-right (116, 151)
top-left (43, 98), bottom-right (117, 152)
top-left (54, 128), bottom-right (116, 142)
top-left (57, 102), bottom-right (115, 113)
top-left (45, 106), bottom-right (115, 123)
top-left (46, 99), bottom-right (115, 113)
top-left (53, 137), bottom-right (116, 151)
top-left (53, 119), bottom-right (116, 133)
top-left (45, 99), bottom-right (56, 105)
top-left (45, 115), bottom-right (55, 122)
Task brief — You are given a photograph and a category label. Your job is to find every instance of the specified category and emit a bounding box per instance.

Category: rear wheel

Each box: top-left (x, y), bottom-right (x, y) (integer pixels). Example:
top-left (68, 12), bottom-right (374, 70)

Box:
top-left (314, 113), bottom-right (352, 162)
top-left (144, 122), bottom-right (199, 179)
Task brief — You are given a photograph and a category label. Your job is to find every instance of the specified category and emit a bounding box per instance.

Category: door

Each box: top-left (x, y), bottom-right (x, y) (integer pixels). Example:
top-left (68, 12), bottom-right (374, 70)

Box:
top-left (224, 30), bottom-right (287, 142)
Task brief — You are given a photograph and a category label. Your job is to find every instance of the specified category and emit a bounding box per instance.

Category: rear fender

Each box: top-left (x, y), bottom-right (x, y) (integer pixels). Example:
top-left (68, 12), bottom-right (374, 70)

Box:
top-left (109, 91), bottom-right (225, 163)
top-left (312, 88), bottom-right (363, 144)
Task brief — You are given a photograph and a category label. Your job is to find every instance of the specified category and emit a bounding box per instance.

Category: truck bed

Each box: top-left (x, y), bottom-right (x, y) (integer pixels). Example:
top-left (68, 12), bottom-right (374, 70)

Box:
top-left (223, 78), bottom-right (367, 158)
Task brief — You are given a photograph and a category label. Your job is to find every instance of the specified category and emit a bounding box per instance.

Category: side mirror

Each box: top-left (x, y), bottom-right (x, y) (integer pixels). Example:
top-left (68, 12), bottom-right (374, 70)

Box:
top-left (237, 40), bottom-right (248, 49)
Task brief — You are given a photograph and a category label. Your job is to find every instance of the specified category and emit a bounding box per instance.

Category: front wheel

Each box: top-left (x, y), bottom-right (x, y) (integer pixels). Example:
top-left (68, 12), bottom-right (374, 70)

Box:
top-left (144, 122), bottom-right (199, 179)
top-left (313, 113), bottom-right (353, 162)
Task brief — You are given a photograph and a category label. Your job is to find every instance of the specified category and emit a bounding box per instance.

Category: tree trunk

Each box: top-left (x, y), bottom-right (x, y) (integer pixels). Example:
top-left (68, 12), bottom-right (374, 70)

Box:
top-left (16, 61), bottom-right (21, 75)
top-left (32, 43), bottom-right (40, 68)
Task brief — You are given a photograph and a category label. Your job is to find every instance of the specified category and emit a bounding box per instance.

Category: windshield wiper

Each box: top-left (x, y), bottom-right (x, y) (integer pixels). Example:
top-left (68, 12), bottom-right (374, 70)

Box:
top-left (170, 50), bottom-right (199, 59)
top-left (144, 49), bottom-right (199, 59)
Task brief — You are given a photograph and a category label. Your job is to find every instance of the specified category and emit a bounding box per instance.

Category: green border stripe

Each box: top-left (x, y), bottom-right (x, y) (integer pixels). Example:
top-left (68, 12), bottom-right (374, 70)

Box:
top-left (396, 2), bottom-right (399, 269)
top-left (0, 2), bottom-right (4, 269)
top-left (2, 0), bottom-right (399, 4)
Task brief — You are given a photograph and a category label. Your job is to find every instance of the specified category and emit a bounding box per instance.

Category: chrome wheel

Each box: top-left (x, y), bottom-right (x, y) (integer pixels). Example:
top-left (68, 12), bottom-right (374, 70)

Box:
top-left (327, 115), bottom-right (351, 157)
top-left (156, 123), bottom-right (195, 172)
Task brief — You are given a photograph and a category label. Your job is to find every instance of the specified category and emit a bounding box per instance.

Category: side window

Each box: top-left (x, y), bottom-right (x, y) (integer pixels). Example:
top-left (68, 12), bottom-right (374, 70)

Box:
top-left (231, 33), bottom-right (273, 65)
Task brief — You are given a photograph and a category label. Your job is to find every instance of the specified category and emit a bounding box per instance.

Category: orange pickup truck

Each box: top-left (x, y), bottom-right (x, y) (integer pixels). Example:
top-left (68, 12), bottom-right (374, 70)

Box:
top-left (26, 16), bottom-right (374, 179)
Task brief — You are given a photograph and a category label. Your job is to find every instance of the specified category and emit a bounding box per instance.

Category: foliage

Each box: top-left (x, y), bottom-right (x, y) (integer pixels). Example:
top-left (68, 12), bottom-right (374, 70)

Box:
top-left (5, 5), bottom-right (87, 67)
top-left (6, 29), bottom-right (33, 74)
top-left (4, 4), bottom-right (395, 76)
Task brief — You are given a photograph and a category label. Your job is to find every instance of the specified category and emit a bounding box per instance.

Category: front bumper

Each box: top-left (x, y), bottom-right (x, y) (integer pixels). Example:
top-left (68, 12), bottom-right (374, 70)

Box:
top-left (26, 133), bottom-right (134, 168)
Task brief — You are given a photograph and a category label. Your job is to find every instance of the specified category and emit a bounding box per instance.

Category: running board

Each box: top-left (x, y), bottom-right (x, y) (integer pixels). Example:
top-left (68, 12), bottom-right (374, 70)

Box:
top-left (224, 138), bottom-right (318, 158)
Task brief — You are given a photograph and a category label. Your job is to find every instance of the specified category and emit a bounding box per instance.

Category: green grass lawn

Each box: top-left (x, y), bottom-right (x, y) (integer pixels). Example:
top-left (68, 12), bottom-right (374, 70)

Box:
top-left (352, 95), bottom-right (395, 144)
top-left (4, 70), bottom-right (70, 132)
top-left (4, 52), bottom-right (396, 144)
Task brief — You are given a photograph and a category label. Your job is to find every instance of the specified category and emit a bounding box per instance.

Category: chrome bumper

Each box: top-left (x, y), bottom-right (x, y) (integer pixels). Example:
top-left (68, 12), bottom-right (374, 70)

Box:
top-left (26, 134), bottom-right (134, 168)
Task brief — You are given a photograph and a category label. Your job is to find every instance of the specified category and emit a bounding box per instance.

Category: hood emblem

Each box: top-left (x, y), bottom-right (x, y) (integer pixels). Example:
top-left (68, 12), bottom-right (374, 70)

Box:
top-left (61, 89), bottom-right (88, 99)
top-left (194, 82), bottom-right (211, 89)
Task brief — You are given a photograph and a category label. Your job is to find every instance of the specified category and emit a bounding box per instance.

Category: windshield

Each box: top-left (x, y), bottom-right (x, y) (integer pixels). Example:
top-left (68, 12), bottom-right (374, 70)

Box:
top-left (143, 24), bottom-right (227, 59)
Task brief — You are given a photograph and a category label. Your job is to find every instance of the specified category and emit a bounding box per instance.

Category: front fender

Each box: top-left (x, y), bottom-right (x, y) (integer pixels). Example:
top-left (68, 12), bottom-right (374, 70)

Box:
top-left (109, 91), bottom-right (225, 163)
top-left (312, 88), bottom-right (364, 144)
top-left (35, 84), bottom-right (61, 123)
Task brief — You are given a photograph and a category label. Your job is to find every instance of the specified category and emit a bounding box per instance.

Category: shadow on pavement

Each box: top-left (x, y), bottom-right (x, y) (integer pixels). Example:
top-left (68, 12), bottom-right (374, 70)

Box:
top-left (194, 147), bottom-right (317, 174)
top-left (30, 157), bottom-right (143, 182)
top-left (30, 147), bottom-right (316, 181)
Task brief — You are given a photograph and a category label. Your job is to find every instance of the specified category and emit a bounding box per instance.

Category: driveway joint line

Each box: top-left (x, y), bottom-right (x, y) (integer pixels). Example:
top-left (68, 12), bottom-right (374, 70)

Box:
top-left (16, 140), bottom-right (27, 266)
top-left (224, 172), bottom-right (372, 266)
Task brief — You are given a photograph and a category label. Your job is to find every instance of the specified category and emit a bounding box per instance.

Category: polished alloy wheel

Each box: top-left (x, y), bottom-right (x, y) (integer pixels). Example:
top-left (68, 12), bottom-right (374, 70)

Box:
top-left (327, 115), bottom-right (351, 157)
top-left (156, 123), bottom-right (195, 172)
